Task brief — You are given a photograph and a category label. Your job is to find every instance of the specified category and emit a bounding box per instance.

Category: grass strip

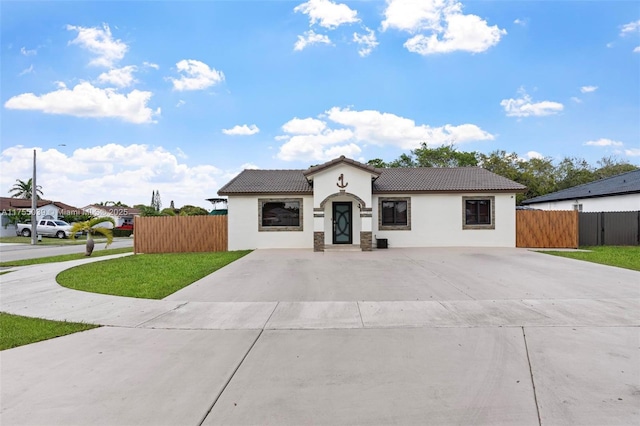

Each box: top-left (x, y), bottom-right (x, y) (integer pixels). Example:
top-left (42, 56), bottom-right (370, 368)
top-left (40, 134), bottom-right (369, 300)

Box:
top-left (539, 246), bottom-right (640, 271)
top-left (0, 247), bottom-right (134, 267)
top-left (0, 236), bottom-right (114, 246)
top-left (57, 250), bottom-right (252, 299)
top-left (0, 312), bottom-right (98, 350)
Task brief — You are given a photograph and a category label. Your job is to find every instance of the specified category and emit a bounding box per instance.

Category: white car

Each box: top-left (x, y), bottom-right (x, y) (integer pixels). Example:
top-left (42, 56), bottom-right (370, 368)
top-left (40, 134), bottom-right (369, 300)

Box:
top-left (16, 220), bottom-right (79, 239)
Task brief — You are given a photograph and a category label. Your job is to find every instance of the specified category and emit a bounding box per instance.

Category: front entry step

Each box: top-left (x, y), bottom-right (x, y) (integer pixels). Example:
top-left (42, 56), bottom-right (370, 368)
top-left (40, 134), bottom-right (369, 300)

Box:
top-left (324, 244), bottom-right (362, 252)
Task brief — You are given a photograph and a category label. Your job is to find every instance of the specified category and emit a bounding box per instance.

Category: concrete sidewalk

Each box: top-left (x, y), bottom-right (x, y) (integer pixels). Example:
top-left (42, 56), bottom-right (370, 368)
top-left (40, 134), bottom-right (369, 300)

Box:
top-left (1, 248), bottom-right (639, 425)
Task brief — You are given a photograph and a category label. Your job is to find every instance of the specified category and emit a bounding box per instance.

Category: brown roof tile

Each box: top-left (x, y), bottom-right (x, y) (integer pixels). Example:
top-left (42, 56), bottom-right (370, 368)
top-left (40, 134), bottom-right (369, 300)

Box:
top-left (217, 166), bottom-right (526, 195)
top-left (218, 169), bottom-right (313, 195)
top-left (303, 155), bottom-right (382, 177)
top-left (372, 167), bottom-right (526, 192)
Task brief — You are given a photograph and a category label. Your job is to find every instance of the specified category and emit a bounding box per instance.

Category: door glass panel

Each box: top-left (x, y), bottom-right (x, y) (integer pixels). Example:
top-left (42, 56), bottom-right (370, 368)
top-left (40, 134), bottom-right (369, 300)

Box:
top-left (334, 203), bottom-right (351, 243)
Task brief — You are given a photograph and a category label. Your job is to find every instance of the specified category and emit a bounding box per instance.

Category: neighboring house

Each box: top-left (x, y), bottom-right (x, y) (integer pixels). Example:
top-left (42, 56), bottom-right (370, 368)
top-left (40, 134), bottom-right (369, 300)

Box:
top-left (217, 156), bottom-right (526, 251)
top-left (0, 197), bottom-right (84, 237)
top-left (82, 205), bottom-right (141, 227)
top-left (522, 169), bottom-right (640, 212)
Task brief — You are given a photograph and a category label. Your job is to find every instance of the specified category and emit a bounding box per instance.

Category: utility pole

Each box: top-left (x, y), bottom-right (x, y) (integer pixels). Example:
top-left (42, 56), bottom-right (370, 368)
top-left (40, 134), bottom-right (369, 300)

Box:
top-left (31, 149), bottom-right (37, 245)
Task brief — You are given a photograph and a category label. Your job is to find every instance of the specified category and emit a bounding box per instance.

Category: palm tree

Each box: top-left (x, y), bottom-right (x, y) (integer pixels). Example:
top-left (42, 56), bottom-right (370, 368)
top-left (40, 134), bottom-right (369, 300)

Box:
top-left (70, 217), bottom-right (116, 256)
top-left (9, 178), bottom-right (43, 199)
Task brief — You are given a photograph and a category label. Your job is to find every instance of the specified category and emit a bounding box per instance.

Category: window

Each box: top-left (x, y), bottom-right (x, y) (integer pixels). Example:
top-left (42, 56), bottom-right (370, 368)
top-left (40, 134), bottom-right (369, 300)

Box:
top-left (573, 204), bottom-right (583, 212)
top-left (463, 196), bottom-right (495, 229)
top-left (258, 198), bottom-right (303, 231)
top-left (378, 197), bottom-right (411, 230)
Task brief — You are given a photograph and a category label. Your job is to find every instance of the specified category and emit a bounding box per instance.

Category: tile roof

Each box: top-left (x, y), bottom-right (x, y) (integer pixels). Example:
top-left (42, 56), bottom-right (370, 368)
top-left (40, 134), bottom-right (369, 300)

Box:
top-left (304, 155), bottom-right (382, 177)
top-left (217, 162), bottom-right (526, 195)
top-left (218, 169), bottom-right (313, 195)
top-left (0, 197), bottom-right (84, 213)
top-left (372, 167), bottom-right (526, 192)
top-left (522, 169), bottom-right (640, 204)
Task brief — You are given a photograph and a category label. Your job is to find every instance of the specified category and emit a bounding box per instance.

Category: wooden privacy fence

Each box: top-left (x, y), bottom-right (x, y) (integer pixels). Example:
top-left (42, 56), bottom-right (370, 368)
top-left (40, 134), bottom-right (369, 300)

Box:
top-left (134, 215), bottom-right (227, 254)
top-left (516, 210), bottom-right (578, 248)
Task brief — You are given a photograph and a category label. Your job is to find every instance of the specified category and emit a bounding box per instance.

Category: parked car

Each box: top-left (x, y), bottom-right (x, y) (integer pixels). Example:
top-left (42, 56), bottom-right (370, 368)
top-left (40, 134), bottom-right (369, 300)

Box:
top-left (16, 220), bottom-right (81, 239)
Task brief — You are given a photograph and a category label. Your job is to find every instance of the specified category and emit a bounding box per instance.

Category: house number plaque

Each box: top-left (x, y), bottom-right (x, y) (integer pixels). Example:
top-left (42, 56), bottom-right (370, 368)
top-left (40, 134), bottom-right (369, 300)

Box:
top-left (337, 173), bottom-right (348, 188)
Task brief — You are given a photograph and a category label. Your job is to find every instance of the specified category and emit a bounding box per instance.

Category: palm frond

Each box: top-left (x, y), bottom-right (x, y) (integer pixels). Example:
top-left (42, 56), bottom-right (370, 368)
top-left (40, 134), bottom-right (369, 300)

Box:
top-left (91, 226), bottom-right (114, 248)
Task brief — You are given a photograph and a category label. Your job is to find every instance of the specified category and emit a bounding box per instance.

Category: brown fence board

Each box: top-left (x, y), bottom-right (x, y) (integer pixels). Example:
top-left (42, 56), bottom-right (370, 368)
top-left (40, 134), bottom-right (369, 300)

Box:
top-left (516, 210), bottom-right (578, 248)
top-left (134, 216), bottom-right (227, 254)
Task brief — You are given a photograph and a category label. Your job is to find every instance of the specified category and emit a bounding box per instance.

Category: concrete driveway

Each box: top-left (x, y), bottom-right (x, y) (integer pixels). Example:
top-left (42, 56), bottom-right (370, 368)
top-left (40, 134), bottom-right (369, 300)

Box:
top-left (1, 248), bottom-right (639, 425)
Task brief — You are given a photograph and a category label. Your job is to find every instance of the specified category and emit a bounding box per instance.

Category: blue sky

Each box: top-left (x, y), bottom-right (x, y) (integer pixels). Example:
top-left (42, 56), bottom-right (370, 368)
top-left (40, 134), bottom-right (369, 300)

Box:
top-left (1, 0), bottom-right (639, 209)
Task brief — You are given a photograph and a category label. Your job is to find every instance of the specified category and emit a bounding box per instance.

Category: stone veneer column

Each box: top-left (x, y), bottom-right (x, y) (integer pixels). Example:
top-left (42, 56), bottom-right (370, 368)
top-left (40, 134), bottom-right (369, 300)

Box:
top-left (314, 232), bottom-right (325, 252)
top-left (360, 231), bottom-right (372, 251)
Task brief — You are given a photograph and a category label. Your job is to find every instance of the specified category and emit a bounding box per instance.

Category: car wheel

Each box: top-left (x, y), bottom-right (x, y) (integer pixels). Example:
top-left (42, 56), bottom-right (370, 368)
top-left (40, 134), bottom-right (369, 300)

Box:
top-left (56, 231), bottom-right (66, 239)
top-left (21, 229), bottom-right (31, 237)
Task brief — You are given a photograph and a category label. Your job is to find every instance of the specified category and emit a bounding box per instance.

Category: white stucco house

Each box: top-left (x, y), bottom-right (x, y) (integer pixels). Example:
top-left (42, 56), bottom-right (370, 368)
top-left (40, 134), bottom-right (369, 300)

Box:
top-left (82, 205), bottom-right (141, 228)
top-left (0, 197), bottom-right (83, 237)
top-left (521, 169), bottom-right (640, 212)
top-left (217, 156), bottom-right (526, 251)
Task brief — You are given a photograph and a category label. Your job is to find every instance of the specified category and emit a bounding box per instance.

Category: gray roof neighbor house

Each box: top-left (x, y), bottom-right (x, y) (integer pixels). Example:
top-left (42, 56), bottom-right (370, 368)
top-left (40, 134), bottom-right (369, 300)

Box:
top-left (522, 169), bottom-right (640, 205)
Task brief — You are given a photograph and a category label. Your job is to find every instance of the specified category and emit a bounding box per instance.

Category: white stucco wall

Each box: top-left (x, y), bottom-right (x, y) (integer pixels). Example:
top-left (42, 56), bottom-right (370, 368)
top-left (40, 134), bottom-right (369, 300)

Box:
top-left (526, 193), bottom-right (640, 212)
top-left (372, 193), bottom-right (517, 247)
top-left (310, 164), bottom-right (374, 208)
top-left (227, 195), bottom-right (314, 250)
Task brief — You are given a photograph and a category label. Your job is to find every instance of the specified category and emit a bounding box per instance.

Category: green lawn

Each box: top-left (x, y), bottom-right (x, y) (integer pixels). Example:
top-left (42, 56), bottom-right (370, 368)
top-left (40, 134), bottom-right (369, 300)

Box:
top-left (0, 247), bottom-right (134, 267)
top-left (57, 250), bottom-right (252, 299)
top-left (0, 312), bottom-right (98, 351)
top-left (540, 246), bottom-right (640, 271)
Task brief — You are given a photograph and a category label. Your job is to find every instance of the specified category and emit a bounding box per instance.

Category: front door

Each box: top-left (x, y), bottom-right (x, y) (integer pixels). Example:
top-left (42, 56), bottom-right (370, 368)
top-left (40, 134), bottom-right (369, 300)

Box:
top-left (332, 202), bottom-right (352, 244)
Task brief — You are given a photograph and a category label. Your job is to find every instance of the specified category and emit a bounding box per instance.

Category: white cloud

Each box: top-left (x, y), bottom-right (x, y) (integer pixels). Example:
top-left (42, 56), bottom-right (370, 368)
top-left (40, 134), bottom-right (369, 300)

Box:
top-left (176, 100), bottom-right (186, 108)
top-left (222, 124), bottom-right (260, 136)
top-left (382, 0), bottom-right (506, 55)
top-left (276, 107), bottom-right (494, 161)
top-left (282, 117), bottom-right (327, 134)
top-left (143, 61), bottom-right (159, 70)
top-left (20, 47), bottom-right (37, 56)
top-left (294, 0), bottom-right (359, 29)
top-left (580, 85), bottom-right (598, 93)
top-left (19, 65), bottom-right (34, 76)
top-left (97, 65), bottom-right (137, 88)
top-left (240, 162), bottom-right (260, 170)
top-left (634, 46), bottom-right (640, 53)
top-left (0, 144), bottom-right (224, 210)
top-left (584, 138), bottom-right (623, 147)
top-left (67, 24), bottom-right (128, 67)
top-left (294, 30), bottom-right (332, 51)
top-left (625, 148), bottom-right (640, 156)
top-left (353, 27), bottom-right (379, 57)
top-left (620, 19), bottom-right (640, 36)
top-left (500, 88), bottom-right (564, 117)
top-left (4, 81), bottom-right (159, 124)
top-left (513, 19), bottom-right (527, 26)
top-left (170, 59), bottom-right (224, 91)
top-left (571, 97), bottom-right (582, 103)
top-left (525, 151), bottom-right (543, 160)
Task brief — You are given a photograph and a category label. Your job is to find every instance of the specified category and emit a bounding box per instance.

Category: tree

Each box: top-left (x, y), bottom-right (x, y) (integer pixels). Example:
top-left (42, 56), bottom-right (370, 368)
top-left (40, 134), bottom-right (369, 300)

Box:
top-left (150, 190), bottom-right (162, 212)
top-left (371, 144), bottom-right (479, 168)
top-left (178, 205), bottom-right (209, 216)
top-left (70, 217), bottom-right (116, 256)
top-left (9, 178), bottom-right (43, 199)
top-left (366, 158), bottom-right (389, 168)
top-left (412, 144), bottom-right (478, 167)
top-left (555, 157), bottom-right (594, 191)
top-left (594, 156), bottom-right (638, 180)
top-left (95, 201), bottom-right (130, 207)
